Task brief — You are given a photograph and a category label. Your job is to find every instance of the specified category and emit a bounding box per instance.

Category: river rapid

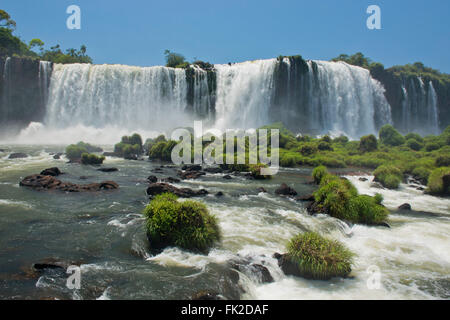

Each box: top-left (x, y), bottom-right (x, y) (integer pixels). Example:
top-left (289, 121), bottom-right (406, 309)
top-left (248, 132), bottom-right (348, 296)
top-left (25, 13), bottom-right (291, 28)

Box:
top-left (0, 145), bottom-right (449, 300)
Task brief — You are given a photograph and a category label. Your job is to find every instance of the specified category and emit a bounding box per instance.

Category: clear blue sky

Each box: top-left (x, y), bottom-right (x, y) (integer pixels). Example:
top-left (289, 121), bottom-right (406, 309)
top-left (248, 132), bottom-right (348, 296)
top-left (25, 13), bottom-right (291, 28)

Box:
top-left (3, 0), bottom-right (450, 72)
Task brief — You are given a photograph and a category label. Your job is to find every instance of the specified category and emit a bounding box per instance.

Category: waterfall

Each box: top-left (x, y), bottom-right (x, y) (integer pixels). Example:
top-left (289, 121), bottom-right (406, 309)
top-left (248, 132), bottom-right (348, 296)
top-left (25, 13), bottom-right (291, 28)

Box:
top-left (399, 77), bottom-right (440, 135)
top-left (44, 63), bottom-right (191, 131)
top-left (213, 59), bottom-right (277, 130)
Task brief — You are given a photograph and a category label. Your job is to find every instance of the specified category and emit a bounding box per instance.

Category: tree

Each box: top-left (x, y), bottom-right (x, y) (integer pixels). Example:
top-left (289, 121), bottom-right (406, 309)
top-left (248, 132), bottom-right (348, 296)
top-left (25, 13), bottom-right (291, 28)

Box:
top-left (164, 49), bottom-right (187, 68)
top-left (28, 38), bottom-right (45, 53)
top-left (0, 10), bottom-right (16, 30)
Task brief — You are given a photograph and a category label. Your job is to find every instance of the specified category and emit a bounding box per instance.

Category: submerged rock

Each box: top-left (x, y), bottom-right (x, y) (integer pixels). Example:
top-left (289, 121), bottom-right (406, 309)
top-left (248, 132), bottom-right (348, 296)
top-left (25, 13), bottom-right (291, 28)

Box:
top-left (257, 187), bottom-right (267, 193)
top-left (161, 177), bottom-right (181, 183)
top-left (398, 203), bottom-right (412, 211)
top-left (203, 167), bottom-right (223, 174)
top-left (191, 291), bottom-right (222, 300)
top-left (20, 174), bottom-right (119, 192)
top-left (295, 194), bottom-right (314, 201)
top-left (223, 175), bottom-right (232, 180)
top-left (53, 153), bottom-right (62, 160)
top-left (275, 183), bottom-right (298, 196)
top-left (146, 182), bottom-right (207, 198)
top-left (147, 175), bottom-right (158, 183)
top-left (178, 170), bottom-right (206, 180)
top-left (9, 152), bottom-right (28, 159)
top-left (182, 164), bottom-right (202, 171)
top-left (97, 167), bottom-right (119, 172)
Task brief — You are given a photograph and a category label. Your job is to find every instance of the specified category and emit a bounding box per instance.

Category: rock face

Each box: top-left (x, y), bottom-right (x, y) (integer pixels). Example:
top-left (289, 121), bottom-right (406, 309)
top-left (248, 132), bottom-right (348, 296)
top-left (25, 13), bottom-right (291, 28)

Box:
top-left (273, 253), bottom-right (303, 278)
top-left (275, 183), bottom-right (298, 196)
top-left (8, 153), bottom-right (28, 159)
top-left (20, 172), bottom-right (119, 192)
top-left (146, 182), bottom-right (207, 198)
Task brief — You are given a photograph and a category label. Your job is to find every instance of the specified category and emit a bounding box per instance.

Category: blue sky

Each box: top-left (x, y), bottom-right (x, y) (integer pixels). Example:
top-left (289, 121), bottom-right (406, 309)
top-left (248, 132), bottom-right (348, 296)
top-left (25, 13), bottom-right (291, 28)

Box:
top-left (3, 0), bottom-right (450, 72)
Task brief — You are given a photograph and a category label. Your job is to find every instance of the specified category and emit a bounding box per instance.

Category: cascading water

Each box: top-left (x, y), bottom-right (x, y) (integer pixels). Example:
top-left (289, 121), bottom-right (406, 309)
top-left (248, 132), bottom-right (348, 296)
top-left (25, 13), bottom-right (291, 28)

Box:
top-left (399, 77), bottom-right (440, 135)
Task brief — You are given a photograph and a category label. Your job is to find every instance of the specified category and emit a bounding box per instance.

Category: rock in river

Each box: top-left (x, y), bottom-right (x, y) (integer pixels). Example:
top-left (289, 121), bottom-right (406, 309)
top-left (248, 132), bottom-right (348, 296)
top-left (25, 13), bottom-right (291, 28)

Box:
top-left (146, 183), bottom-right (207, 198)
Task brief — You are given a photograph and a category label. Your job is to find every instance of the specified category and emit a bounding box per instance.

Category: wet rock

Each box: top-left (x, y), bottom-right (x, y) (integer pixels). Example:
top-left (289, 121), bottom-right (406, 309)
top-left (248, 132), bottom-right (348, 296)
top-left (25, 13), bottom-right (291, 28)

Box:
top-left (275, 183), bottom-right (298, 196)
top-left (20, 174), bottom-right (119, 192)
top-left (295, 194), bottom-right (314, 201)
top-left (146, 183), bottom-right (208, 198)
top-left (229, 258), bottom-right (274, 284)
top-left (147, 175), bottom-right (158, 183)
top-left (97, 167), bottom-right (119, 173)
top-left (161, 177), bottom-right (181, 183)
top-left (182, 164), bottom-right (202, 171)
top-left (40, 167), bottom-right (62, 176)
top-left (359, 177), bottom-right (368, 182)
top-left (178, 170), bottom-right (206, 180)
top-left (273, 253), bottom-right (302, 278)
top-left (443, 174), bottom-right (450, 196)
top-left (79, 176), bottom-right (91, 180)
top-left (215, 191), bottom-right (224, 197)
top-left (53, 153), bottom-right (61, 160)
top-left (257, 187), bottom-right (267, 193)
top-left (125, 154), bottom-right (138, 160)
top-left (8, 152), bottom-right (28, 159)
top-left (0, 149), bottom-right (6, 152)
top-left (306, 201), bottom-right (322, 215)
top-left (191, 291), bottom-right (222, 300)
top-left (416, 186), bottom-right (425, 191)
top-left (152, 168), bottom-right (164, 173)
top-left (223, 175), bottom-right (232, 180)
top-left (398, 203), bottom-right (412, 211)
top-left (376, 222), bottom-right (391, 228)
top-left (203, 167), bottom-right (223, 174)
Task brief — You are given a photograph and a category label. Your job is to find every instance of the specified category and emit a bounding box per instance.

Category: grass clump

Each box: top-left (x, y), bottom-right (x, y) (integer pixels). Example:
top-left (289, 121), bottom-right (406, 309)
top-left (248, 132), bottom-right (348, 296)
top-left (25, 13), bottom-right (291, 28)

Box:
top-left (81, 153), bottom-right (105, 165)
top-left (143, 193), bottom-right (221, 252)
top-left (435, 155), bottom-right (450, 167)
top-left (373, 165), bottom-right (403, 189)
top-left (406, 139), bottom-right (423, 151)
top-left (379, 125), bottom-right (405, 146)
top-left (312, 167), bottom-right (389, 225)
top-left (359, 134), bottom-right (378, 152)
top-left (148, 140), bottom-right (178, 161)
top-left (285, 232), bottom-right (354, 280)
top-left (426, 167), bottom-right (450, 196)
top-left (114, 133), bottom-right (143, 159)
top-left (312, 165), bottom-right (328, 184)
top-left (66, 144), bottom-right (88, 161)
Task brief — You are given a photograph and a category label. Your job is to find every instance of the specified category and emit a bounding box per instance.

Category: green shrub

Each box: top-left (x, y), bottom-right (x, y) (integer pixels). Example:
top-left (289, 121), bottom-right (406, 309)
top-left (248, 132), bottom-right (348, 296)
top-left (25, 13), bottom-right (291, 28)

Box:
top-left (296, 135), bottom-right (311, 142)
top-left (406, 139), bottom-right (423, 151)
top-left (148, 140), bottom-right (178, 161)
top-left (379, 125), bottom-right (405, 146)
top-left (76, 141), bottom-right (103, 153)
top-left (249, 163), bottom-right (272, 179)
top-left (318, 141), bottom-right (333, 151)
top-left (123, 144), bottom-right (141, 159)
top-left (333, 135), bottom-right (349, 144)
top-left (313, 169), bottom-right (389, 224)
top-left (286, 232), bottom-right (354, 280)
top-left (115, 134), bottom-right (143, 157)
top-left (412, 167), bottom-right (431, 185)
top-left (300, 143), bottom-right (317, 156)
top-left (66, 144), bottom-right (88, 161)
top-left (143, 193), bottom-right (221, 252)
top-left (312, 165), bottom-right (328, 184)
top-left (435, 155), bottom-right (450, 167)
top-left (81, 153), bottom-right (105, 165)
top-left (373, 165), bottom-right (403, 189)
top-left (404, 133), bottom-right (424, 143)
top-left (359, 134), bottom-right (378, 152)
top-left (425, 142), bottom-right (440, 152)
top-left (426, 167), bottom-right (450, 196)
top-left (320, 135), bottom-right (332, 143)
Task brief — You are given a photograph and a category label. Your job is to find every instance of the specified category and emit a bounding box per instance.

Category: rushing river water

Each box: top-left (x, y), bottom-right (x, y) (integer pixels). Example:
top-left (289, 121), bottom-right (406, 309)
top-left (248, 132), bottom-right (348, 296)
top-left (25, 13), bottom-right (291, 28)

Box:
top-left (0, 145), bottom-right (449, 300)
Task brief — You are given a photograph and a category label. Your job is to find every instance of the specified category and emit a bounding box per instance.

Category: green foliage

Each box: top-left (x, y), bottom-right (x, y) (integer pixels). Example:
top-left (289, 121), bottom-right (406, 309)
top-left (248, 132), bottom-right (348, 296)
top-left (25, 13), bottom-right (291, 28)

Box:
top-left (333, 135), bottom-right (349, 144)
top-left (318, 141), bottom-right (333, 151)
top-left (312, 165), bottom-right (328, 184)
top-left (143, 193), bottom-right (221, 252)
top-left (373, 165), bottom-right (403, 189)
top-left (300, 143), bottom-right (317, 156)
top-left (164, 50), bottom-right (187, 68)
top-left (313, 169), bottom-right (389, 224)
top-left (0, 10), bottom-right (16, 30)
top-left (286, 232), bottom-right (354, 280)
top-left (359, 134), bottom-right (378, 153)
top-left (405, 133), bottom-right (424, 143)
top-left (379, 125), bottom-right (405, 146)
top-left (426, 167), bottom-right (450, 196)
top-left (81, 153), bottom-right (105, 165)
top-left (425, 142), bottom-right (440, 152)
top-left (65, 144), bottom-right (88, 161)
top-left (148, 140), bottom-right (178, 161)
top-left (114, 133), bottom-right (143, 158)
top-left (76, 141), bottom-right (103, 153)
top-left (332, 52), bottom-right (371, 68)
top-left (248, 163), bottom-right (272, 179)
top-left (436, 155), bottom-right (450, 167)
top-left (406, 139), bottom-right (423, 151)
top-left (412, 167), bottom-right (431, 185)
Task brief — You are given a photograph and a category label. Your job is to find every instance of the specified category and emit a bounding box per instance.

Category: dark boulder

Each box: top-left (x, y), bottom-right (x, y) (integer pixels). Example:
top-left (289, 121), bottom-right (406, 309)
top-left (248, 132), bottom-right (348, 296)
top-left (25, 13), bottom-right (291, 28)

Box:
top-left (97, 167), bottom-right (119, 173)
top-left (215, 191), bottom-right (224, 197)
top-left (178, 170), bottom-right (206, 180)
top-left (191, 291), bottom-right (222, 300)
top-left (443, 174), bottom-right (450, 196)
top-left (275, 183), bottom-right (298, 196)
top-left (9, 153), bottom-right (28, 159)
top-left (295, 194), bottom-right (315, 201)
top-left (147, 175), bottom-right (158, 183)
top-left (20, 174), bottom-right (119, 192)
top-left (182, 164), bottom-right (202, 171)
top-left (223, 175), bottom-right (232, 180)
top-left (257, 187), bottom-right (267, 193)
top-left (229, 259), bottom-right (274, 284)
top-left (40, 167), bottom-right (62, 177)
top-left (53, 153), bottom-right (62, 160)
top-left (203, 167), bottom-right (223, 174)
top-left (273, 253), bottom-right (300, 277)
top-left (146, 183), bottom-right (208, 198)
top-left (161, 177), bottom-right (181, 183)
top-left (398, 203), bottom-right (412, 211)
top-left (359, 177), bottom-right (368, 182)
